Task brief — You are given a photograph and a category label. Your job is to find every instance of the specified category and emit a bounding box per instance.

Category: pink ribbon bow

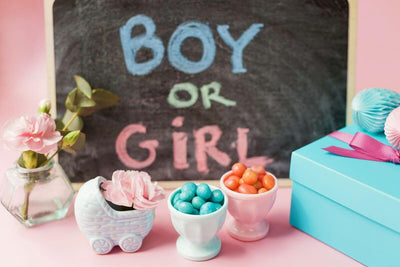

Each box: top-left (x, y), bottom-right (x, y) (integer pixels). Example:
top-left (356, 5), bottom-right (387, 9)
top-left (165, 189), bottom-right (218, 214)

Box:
top-left (323, 131), bottom-right (400, 164)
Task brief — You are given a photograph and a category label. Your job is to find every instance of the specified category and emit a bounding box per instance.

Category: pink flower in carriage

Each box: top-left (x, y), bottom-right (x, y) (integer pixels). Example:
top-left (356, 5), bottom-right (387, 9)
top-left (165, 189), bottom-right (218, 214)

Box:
top-left (101, 170), bottom-right (165, 210)
top-left (1, 113), bottom-right (62, 154)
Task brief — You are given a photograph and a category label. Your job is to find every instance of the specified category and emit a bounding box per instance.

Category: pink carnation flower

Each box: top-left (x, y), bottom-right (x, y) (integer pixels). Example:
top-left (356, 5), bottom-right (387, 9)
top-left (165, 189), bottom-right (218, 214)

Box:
top-left (101, 170), bottom-right (165, 210)
top-left (1, 114), bottom-right (62, 154)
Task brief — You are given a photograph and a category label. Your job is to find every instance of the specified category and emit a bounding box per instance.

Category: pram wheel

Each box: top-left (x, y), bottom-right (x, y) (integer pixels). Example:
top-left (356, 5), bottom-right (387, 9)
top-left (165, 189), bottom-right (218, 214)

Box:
top-left (90, 236), bottom-right (113, 254)
top-left (119, 233), bottom-right (143, 252)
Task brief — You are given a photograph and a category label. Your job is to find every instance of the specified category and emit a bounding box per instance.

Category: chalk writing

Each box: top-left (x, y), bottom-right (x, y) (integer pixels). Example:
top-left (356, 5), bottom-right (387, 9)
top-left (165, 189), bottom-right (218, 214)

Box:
top-left (120, 15), bottom-right (262, 75)
top-left (118, 15), bottom-right (270, 173)
top-left (167, 82), bottom-right (198, 108)
top-left (217, 24), bottom-right (264, 73)
top-left (167, 82), bottom-right (236, 109)
top-left (120, 15), bottom-right (164, 75)
top-left (236, 128), bottom-right (274, 167)
top-left (115, 123), bottom-right (159, 169)
top-left (193, 125), bottom-right (231, 173)
top-left (116, 117), bottom-right (273, 174)
top-left (172, 116), bottom-right (189, 169)
top-left (200, 82), bottom-right (236, 109)
top-left (168, 21), bottom-right (216, 74)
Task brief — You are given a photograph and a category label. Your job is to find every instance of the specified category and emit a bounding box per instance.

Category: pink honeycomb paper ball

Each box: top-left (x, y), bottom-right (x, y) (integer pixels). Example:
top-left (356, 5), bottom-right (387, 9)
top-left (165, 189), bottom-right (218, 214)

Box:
top-left (385, 107), bottom-right (400, 149)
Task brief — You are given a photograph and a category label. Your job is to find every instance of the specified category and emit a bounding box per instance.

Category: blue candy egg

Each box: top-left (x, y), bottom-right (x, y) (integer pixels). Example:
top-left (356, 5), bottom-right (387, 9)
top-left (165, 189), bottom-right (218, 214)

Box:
top-left (210, 189), bottom-right (224, 203)
top-left (196, 183), bottom-right (212, 200)
top-left (192, 196), bottom-right (206, 209)
top-left (214, 203), bottom-right (222, 210)
top-left (199, 202), bottom-right (218, 215)
top-left (172, 191), bottom-right (181, 205)
top-left (180, 190), bottom-right (195, 202)
top-left (192, 208), bottom-right (199, 215)
top-left (177, 201), bottom-right (194, 214)
top-left (173, 199), bottom-right (183, 210)
top-left (352, 88), bottom-right (400, 133)
top-left (181, 182), bottom-right (197, 193)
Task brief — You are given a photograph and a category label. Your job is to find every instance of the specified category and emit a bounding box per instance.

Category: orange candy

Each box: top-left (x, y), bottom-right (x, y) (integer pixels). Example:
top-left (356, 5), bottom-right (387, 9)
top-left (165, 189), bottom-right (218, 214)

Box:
top-left (231, 163), bottom-right (246, 177)
top-left (224, 175), bottom-right (240, 190)
top-left (253, 180), bottom-right (263, 190)
top-left (242, 169), bottom-right (258, 185)
top-left (251, 166), bottom-right (266, 175)
top-left (262, 174), bottom-right (275, 190)
top-left (238, 184), bottom-right (257, 194)
top-left (258, 188), bottom-right (268, 194)
top-left (225, 163), bottom-right (275, 194)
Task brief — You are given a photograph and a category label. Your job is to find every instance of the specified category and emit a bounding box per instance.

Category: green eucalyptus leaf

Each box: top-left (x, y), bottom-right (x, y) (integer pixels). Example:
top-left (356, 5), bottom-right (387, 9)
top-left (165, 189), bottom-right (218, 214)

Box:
top-left (77, 95), bottom-right (96, 108)
top-left (73, 89), bottom-right (96, 107)
top-left (76, 106), bottom-right (96, 117)
top-left (62, 132), bottom-right (86, 154)
top-left (65, 88), bottom-right (78, 112)
top-left (76, 89), bottom-right (119, 116)
top-left (55, 119), bottom-right (65, 131)
top-left (74, 75), bottom-right (92, 98)
top-left (65, 88), bottom-right (96, 112)
top-left (61, 110), bottom-right (84, 131)
top-left (91, 89), bottom-right (119, 110)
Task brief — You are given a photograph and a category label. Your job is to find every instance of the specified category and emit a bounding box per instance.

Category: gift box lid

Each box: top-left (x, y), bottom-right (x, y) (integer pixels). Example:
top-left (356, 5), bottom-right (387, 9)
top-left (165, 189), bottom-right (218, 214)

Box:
top-left (290, 124), bottom-right (400, 234)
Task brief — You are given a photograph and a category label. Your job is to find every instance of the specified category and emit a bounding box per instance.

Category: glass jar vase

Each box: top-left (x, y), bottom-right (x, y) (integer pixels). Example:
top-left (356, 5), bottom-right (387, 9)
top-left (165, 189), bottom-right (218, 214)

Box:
top-left (0, 160), bottom-right (75, 227)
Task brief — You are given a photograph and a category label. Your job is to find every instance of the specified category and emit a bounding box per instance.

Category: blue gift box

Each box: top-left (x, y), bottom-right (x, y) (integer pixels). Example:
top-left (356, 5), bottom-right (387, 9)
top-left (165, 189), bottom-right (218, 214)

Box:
top-left (290, 124), bottom-right (400, 266)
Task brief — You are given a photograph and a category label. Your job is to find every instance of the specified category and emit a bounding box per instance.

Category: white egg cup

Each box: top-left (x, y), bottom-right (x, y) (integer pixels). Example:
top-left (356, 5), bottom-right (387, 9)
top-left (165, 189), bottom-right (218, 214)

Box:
top-left (167, 185), bottom-right (228, 261)
top-left (220, 171), bottom-right (278, 241)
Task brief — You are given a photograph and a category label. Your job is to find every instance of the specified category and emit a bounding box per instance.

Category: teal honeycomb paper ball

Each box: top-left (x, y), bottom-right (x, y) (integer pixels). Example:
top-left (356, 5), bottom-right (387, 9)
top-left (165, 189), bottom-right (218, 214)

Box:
top-left (351, 88), bottom-right (400, 133)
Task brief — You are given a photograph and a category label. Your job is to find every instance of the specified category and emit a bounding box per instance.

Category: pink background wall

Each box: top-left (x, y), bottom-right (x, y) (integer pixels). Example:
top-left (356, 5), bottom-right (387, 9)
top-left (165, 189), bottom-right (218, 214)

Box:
top-left (0, 0), bottom-right (47, 166)
top-left (356, 0), bottom-right (400, 91)
top-left (0, 0), bottom-right (399, 168)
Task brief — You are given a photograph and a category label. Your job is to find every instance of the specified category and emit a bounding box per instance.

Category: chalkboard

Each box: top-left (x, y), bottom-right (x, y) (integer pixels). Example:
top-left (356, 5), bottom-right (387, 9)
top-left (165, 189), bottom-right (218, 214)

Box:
top-left (51, 0), bottom-right (351, 183)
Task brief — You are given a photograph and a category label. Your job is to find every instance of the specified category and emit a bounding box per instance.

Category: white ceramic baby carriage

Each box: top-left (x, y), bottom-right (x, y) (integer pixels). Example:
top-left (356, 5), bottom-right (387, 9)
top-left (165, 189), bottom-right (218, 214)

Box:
top-left (74, 176), bottom-right (155, 254)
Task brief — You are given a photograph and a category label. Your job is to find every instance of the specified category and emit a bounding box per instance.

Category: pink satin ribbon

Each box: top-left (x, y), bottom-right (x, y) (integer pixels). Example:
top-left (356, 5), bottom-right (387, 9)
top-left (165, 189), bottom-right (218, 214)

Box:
top-left (323, 131), bottom-right (400, 164)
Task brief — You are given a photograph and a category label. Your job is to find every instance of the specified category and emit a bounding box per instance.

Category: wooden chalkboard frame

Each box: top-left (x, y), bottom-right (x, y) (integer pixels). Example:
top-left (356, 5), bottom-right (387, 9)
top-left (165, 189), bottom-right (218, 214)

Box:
top-left (44, 0), bottom-right (358, 190)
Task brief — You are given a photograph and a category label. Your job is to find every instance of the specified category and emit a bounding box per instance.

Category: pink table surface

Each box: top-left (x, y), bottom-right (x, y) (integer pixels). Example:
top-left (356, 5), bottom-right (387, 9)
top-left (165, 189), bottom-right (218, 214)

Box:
top-left (0, 187), bottom-right (362, 267)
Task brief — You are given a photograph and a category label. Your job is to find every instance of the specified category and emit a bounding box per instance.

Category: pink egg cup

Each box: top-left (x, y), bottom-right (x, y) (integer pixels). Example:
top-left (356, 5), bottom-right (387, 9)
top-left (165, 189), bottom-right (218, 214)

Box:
top-left (220, 171), bottom-right (278, 241)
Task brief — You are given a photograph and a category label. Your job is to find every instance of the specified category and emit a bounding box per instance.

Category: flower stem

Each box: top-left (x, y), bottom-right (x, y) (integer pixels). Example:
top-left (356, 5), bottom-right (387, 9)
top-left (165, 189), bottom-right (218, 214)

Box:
top-left (21, 190), bottom-right (31, 221)
top-left (40, 147), bottom-right (62, 167)
top-left (21, 173), bottom-right (35, 221)
top-left (62, 110), bottom-right (80, 131)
